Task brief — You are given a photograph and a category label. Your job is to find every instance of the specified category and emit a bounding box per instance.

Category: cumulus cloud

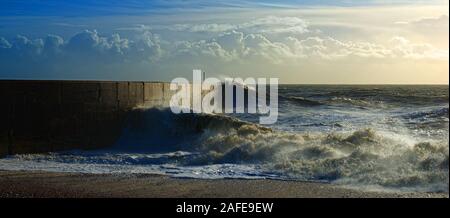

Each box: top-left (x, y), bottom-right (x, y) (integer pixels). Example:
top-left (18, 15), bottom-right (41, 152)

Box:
top-left (172, 40), bottom-right (234, 62)
top-left (169, 31), bottom-right (295, 63)
top-left (168, 31), bottom-right (447, 64)
top-left (389, 36), bottom-right (448, 60)
top-left (0, 30), bottom-right (162, 63)
top-left (0, 27), bottom-right (447, 78)
top-left (106, 15), bottom-right (447, 65)
top-left (0, 30), bottom-right (163, 77)
top-left (287, 35), bottom-right (447, 61)
top-left (282, 36), bottom-right (393, 59)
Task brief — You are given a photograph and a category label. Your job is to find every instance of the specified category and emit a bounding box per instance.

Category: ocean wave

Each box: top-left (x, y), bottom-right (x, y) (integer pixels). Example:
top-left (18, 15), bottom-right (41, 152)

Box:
top-left (114, 108), bottom-right (449, 192)
top-left (398, 107), bottom-right (449, 131)
top-left (281, 96), bottom-right (324, 107)
top-left (326, 97), bottom-right (386, 109)
top-left (402, 107), bottom-right (449, 120)
top-left (1, 107), bottom-right (448, 193)
top-left (313, 87), bottom-right (448, 106)
top-left (114, 107), bottom-right (271, 151)
top-left (279, 95), bottom-right (386, 109)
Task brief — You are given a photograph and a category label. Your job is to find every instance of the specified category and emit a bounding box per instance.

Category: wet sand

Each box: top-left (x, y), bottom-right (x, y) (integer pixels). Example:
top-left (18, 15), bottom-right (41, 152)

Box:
top-left (0, 170), bottom-right (447, 198)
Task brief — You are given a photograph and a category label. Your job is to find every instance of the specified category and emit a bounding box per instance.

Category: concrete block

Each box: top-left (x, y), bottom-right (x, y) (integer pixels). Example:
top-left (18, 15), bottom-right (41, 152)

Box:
top-left (0, 91), bottom-right (12, 136)
top-left (99, 82), bottom-right (118, 108)
top-left (129, 82), bottom-right (144, 105)
top-left (0, 132), bottom-right (9, 157)
top-left (62, 82), bottom-right (99, 103)
top-left (117, 82), bottom-right (129, 101)
top-left (0, 80), bottom-right (172, 155)
top-left (117, 82), bottom-right (131, 109)
top-left (163, 83), bottom-right (176, 102)
top-left (0, 145), bottom-right (7, 157)
top-left (144, 83), bottom-right (164, 101)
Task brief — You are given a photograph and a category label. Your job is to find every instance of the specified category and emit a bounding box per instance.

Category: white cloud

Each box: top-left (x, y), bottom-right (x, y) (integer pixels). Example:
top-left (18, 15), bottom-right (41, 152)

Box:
top-left (168, 31), bottom-right (447, 64)
top-left (116, 24), bottom-right (153, 32)
top-left (152, 16), bottom-right (310, 34)
top-left (0, 27), bottom-right (447, 78)
top-left (0, 30), bottom-right (163, 76)
top-left (390, 36), bottom-right (448, 60)
top-left (241, 16), bottom-right (309, 34)
top-left (395, 14), bottom-right (449, 27)
top-left (394, 14), bottom-right (449, 47)
top-left (173, 40), bottom-right (234, 61)
top-left (170, 23), bottom-right (237, 33)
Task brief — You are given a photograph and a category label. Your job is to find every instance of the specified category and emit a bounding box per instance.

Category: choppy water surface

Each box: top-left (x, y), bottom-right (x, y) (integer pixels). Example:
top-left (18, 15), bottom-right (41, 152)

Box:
top-left (1, 85), bottom-right (448, 193)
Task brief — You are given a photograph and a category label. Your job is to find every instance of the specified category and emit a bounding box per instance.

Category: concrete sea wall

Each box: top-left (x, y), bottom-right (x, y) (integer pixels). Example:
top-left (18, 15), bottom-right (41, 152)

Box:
top-left (0, 80), bottom-right (175, 157)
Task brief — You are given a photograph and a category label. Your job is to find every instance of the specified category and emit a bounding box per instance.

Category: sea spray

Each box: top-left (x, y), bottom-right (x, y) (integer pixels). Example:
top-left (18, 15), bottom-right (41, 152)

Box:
top-left (0, 85), bottom-right (448, 193)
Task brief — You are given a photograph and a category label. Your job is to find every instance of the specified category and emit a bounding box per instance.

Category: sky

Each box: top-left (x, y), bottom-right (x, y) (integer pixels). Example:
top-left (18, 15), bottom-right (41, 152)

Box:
top-left (0, 0), bottom-right (448, 84)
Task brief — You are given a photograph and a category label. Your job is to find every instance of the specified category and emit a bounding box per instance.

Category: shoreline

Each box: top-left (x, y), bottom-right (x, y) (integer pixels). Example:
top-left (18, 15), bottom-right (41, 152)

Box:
top-left (0, 170), bottom-right (447, 198)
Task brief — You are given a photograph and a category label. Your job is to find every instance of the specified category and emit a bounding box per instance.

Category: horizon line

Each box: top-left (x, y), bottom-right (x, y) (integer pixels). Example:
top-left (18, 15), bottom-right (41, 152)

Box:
top-left (0, 78), bottom-right (448, 86)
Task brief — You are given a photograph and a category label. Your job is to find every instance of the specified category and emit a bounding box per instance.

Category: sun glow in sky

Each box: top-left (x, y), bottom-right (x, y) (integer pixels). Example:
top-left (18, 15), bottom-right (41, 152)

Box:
top-left (0, 0), bottom-right (448, 84)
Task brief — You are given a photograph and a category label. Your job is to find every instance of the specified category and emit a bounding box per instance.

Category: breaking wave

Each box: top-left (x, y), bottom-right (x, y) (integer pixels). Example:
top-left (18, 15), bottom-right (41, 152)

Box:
top-left (1, 85), bottom-right (448, 194)
top-left (1, 104), bottom-right (448, 193)
top-left (108, 108), bottom-right (449, 192)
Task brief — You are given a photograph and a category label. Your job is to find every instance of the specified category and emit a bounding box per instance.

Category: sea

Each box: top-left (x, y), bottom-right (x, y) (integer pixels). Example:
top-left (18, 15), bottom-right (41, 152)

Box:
top-left (1, 85), bottom-right (448, 193)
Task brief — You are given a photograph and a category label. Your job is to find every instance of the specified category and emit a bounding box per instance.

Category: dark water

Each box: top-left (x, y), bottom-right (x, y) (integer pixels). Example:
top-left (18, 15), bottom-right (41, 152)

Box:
top-left (1, 85), bottom-right (448, 193)
top-left (242, 85), bottom-right (449, 133)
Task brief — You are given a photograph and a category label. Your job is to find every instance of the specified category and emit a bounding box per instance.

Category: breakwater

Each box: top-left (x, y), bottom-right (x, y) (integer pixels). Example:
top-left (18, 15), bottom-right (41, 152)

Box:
top-left (0, 80), bottom-right (174, 157)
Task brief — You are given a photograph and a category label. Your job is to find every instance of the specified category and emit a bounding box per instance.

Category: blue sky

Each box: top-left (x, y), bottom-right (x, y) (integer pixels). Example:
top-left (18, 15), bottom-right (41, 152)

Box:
top-left (0, 0), bottom-right (448, 83)
top-left (1, 0), bottom-right (446, 16)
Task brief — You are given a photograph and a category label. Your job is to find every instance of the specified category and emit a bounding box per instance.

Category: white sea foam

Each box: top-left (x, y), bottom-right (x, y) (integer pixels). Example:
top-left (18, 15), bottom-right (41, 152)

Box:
top-left (1, 86), bottom-right (448, 193)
